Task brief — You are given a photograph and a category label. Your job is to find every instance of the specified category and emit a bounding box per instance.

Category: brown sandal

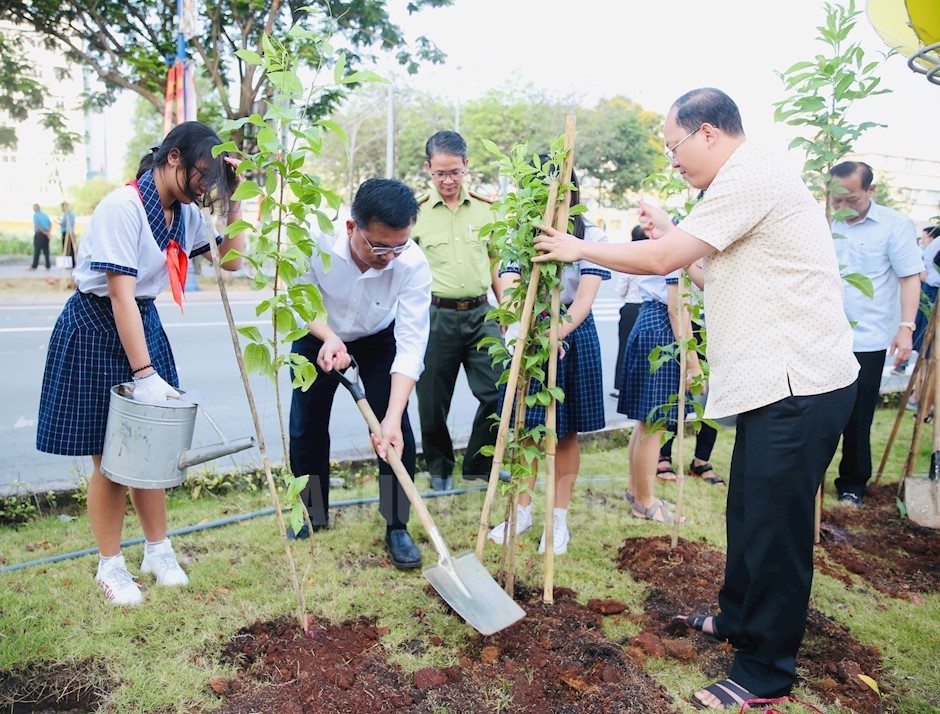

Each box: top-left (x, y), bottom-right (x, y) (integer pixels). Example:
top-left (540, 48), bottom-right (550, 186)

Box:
top-left (656, 460), bottom-right (678, 482)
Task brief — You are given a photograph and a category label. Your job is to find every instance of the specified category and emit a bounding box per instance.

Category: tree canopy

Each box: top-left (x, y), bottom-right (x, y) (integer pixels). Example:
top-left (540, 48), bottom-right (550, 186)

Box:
top-left (0, 0), bottom-right (452, 148)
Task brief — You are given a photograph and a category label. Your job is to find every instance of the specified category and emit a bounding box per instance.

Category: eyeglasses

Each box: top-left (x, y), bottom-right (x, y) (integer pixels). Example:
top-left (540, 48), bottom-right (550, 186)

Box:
top-left (191, 165), bottom-right (210, 187)
top-left (430, 169), bottom-right (467, 181)
top-left (357, 225), bottom-right (411, 256)
top-left (663, 127), bottom-right (701, 161)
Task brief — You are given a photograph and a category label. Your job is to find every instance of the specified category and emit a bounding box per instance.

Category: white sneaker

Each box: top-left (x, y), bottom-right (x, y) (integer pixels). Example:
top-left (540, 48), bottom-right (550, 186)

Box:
top-left (96, 554), bottom-right (143, 606)
top-left (140, 540), bottom-right (189, 587)
top-left (538, 520), bottom-right (570, 555)
top-left (487, 506), bottom-right (533, 544)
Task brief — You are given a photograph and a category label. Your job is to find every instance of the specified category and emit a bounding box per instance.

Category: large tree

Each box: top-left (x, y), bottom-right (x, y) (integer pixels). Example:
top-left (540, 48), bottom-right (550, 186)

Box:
top-left (0, 0), bottom-right (452, 148)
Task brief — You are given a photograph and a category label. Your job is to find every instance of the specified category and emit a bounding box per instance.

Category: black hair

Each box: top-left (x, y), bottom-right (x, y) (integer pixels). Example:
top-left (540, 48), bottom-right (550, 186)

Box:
top-left (672, 88), bottom-right (745, 137)
top-left (137, 121), bottom-right (237, 211)
top-left (425, 130), bottom-right (468, 162)
top-left (830, 161), bottom-right (874, 190)
top-left (351, 178), bottom-right (420, 230)
top-left (631, 225), bottom-right (649, 242)
top-left (537, 153), bottom-right (586, 240)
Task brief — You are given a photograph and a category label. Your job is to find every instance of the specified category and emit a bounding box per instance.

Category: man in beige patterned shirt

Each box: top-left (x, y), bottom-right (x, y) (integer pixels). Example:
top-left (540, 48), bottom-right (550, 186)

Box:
top-left (534, 87), bottom-right (859, 710)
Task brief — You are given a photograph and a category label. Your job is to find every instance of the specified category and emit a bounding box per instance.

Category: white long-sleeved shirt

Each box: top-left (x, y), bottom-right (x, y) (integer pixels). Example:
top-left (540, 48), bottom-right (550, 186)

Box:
top-left (300, 232), bottom-right (432, 381)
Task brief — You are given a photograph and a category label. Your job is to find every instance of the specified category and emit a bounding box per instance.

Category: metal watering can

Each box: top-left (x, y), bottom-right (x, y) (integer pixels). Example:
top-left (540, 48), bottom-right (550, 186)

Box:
top-left (101, 384), bottom-right (255, 490)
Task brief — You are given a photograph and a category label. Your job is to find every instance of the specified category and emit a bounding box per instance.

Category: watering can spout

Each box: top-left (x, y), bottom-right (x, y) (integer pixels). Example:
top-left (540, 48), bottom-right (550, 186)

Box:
top-left (179, 437), bottom-right (256, 469)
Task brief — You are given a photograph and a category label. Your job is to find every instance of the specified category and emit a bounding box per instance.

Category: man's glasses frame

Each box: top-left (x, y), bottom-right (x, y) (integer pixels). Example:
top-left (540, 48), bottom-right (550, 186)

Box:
top-left (356, 224), bottom-right (411, 256)
top-left (663, 126), bottom-right (701, 161)
top-left (429, 169), bottom-right (468, 181)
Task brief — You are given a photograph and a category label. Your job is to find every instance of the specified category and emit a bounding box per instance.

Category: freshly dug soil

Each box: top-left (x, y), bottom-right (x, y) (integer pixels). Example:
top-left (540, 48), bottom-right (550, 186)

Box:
top-left (818, 483), bottom-right (940, 598)
top-left (615, 536), bottom-right (886, 712)
top-left (0, 659), bottom-right (112, 713)
top-left (214, 587), bottom-right (678, 714)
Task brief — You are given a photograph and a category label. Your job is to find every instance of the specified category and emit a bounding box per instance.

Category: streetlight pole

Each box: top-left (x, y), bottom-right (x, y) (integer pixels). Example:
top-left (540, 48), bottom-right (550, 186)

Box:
top-left (454, 65), bottom-right (462, 132)
top-left (385, 84), bottom-right (394, 178)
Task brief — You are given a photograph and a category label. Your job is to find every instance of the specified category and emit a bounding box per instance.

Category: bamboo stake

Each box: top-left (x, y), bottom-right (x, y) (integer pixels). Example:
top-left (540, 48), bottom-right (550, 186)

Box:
top-left (475, 180), bottom-right (564, 559)
top-left (875, 304), bottom-right (937, 485)
top-left (671, 274), bottom-right (690, 549)
top-left (501, 375), bottom-right (529, 593)
top-left (904, 353), bottom-right (935, 486)
top-left (202, 211), bottom-right (307, 630)
top-left (542, 115), bottom-right (577, 603)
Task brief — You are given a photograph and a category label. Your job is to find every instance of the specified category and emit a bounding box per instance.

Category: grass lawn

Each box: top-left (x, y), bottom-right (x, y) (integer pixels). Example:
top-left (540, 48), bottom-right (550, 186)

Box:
top-left (1, 408), bottom-right (938, 712)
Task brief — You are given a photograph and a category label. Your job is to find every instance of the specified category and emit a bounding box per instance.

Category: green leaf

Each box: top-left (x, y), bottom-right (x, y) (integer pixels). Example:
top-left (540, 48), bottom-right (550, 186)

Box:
top-left (333, 53), bottom-right (347, 85)
top-left (243, 343), bottom-right (271, 376)
top-left (231, 181), bottom-right (263, 201)
top-left (843, 271), bottom-right (874, 299)
top-left (236, 325), bottom-right (264, 343)
top-left (235, 49), bottom-right (263, 66)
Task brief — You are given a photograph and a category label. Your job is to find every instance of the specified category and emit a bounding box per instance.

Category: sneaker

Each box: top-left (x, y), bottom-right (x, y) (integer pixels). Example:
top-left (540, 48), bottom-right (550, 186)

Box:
top-left (538, 520), bottom-right (570, 555)
top-left (488, 506), bottom-right (533, 544)
top-left (140, 540), bottom-right (189, 586)
top-left (96, 554), bottom-right (143, 606)
top-left (836, 492), bottom-right (863, 509)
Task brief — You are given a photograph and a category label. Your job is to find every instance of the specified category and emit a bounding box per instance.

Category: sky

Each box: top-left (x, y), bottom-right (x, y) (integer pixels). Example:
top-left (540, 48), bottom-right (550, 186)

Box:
top-left (104, 0), bottom-right (939, 177)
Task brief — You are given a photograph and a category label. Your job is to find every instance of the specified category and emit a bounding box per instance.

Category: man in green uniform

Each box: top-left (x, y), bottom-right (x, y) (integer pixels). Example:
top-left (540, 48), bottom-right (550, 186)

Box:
top-left (413, 131), bottom-right (504, 491)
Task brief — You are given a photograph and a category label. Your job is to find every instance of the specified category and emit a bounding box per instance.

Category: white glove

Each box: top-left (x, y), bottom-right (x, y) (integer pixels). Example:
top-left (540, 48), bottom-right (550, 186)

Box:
top-left (132, 371), bottom-right (180, 404)
top-left (504, 321), bottom-right (520, 356)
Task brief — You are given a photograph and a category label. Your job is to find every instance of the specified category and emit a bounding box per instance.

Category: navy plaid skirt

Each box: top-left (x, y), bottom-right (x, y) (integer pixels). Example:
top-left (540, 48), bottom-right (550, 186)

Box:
top-left (617, 300), bottom-right (693, 424)
top-left (36, 291), bottom-right (178, 456)
top-left (499, 312), bottom-right (605, 437)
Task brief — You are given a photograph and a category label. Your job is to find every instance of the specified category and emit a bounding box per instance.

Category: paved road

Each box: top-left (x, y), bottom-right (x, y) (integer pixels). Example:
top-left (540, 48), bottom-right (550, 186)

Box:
top-left (1, 276), bottom-right (631, 493)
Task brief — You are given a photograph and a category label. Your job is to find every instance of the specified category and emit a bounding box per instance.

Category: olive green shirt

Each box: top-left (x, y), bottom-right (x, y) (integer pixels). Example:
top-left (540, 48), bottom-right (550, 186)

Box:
top-left (412, 185), bottom-right (496, 299)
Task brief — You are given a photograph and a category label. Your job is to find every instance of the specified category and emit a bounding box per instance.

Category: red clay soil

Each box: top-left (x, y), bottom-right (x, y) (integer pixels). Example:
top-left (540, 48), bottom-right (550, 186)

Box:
top-left (817, 483), bottom-right (940, 599)
top-left (214, 586), bottom-right (678, 714)
top-left (615, 536), bottom-right (885, 712)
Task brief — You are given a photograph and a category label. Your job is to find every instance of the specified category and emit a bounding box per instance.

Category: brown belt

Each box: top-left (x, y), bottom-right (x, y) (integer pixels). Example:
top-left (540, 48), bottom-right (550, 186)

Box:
top-left (430, 294), bottom-right (488, 311)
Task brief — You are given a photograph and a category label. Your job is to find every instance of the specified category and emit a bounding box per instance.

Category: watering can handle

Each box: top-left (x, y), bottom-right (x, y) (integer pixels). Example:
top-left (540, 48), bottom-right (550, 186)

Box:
top-left (331, 358), bottom-right (366, 401)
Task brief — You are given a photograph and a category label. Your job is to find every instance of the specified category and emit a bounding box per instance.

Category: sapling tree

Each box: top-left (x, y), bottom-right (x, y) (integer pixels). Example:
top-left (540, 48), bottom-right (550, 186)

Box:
top-left (205, 18), bottom-right (383, 630)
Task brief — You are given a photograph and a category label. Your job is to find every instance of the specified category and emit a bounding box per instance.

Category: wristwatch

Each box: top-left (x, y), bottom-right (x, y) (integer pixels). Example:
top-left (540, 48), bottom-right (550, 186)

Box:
top-left (899, 321), bottom-right (916, 331)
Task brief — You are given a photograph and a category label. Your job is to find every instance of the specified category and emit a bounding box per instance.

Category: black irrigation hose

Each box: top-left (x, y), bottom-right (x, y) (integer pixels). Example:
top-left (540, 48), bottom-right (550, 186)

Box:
top-left (0, 478), bottom-right (617, 573)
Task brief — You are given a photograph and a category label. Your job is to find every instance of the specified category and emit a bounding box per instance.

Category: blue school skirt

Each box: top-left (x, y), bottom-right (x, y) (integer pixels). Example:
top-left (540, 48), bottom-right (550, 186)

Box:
top-left (500, 312), bottom-right (605, 437)
top-left (36, 291), bottom-right (178, 456)
top-left (617, 300), bottom-right (693, 424)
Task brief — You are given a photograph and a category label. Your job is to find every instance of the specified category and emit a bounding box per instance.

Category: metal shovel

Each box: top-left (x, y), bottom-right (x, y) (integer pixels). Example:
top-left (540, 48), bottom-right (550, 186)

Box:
top-left (331, 359), bottom-right (526, 635)
top-left (905, 323), bottom-right (940, 529)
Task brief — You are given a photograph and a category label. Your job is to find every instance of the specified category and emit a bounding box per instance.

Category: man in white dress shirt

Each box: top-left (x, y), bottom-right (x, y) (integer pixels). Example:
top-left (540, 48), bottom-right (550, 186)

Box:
top-left (829, 161), bottom-right (922, 509)
top-left (288, 178), bottom-right (432, 569)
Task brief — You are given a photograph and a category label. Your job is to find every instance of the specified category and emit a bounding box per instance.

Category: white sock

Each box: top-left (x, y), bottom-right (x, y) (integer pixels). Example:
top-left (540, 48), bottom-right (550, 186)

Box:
top-left (553, 508), bottom-right (568, 524)
top-left (145, 538), bottom-right (169, 554)
top-left (518, 504), bottom-right (532, 517)
top-left (98, 552), bottom-right (121, 567)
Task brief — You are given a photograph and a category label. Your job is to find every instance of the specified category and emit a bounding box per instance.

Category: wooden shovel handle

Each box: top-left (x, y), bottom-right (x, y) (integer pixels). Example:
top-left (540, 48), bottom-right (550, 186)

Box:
top-left (354, 399), bottom-right (440, 539)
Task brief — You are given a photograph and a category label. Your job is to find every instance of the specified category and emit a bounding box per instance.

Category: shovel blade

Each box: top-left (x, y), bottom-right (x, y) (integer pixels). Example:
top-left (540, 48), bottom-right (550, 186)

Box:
top-left (423, 551), bottom-right (526, 636)
top-left (905, 477), bottom-right (940, 529)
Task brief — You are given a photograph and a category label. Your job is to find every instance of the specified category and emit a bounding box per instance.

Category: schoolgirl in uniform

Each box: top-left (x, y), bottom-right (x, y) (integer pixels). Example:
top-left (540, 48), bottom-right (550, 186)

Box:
top-left (617, 231), bottom-right (699, 524)
top-left (36, 121), bottom-right (244, 605)
top-left (488, 165), bottom-right (609, 555)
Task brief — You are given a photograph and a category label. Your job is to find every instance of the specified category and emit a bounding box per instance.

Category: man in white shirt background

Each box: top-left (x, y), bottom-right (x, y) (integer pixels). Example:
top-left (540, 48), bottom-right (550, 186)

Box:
top-left (830, 161), bottom-right (922, 509)
top-left (288, 178), bottom-right (432, 569)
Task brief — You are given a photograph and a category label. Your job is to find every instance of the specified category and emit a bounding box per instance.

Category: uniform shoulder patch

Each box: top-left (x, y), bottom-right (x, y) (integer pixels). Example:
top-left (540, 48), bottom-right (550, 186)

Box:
top-left (416, 193), bottom-right (430, 205)
top-left (468, 190), bottom-right (495, 205)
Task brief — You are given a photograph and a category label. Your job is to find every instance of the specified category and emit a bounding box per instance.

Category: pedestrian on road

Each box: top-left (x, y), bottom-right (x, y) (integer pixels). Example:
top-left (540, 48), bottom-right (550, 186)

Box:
top-left (35, 121), bottom-right (245, 606)
top-left (411, 131), bottom-right (503, 491)
top-left (288, 178), bottom-right (432, 570)
top-left (829, 161), bottom-right (922, 509)
top-left (533, 87), bottom-right (858, 709)
top-left (487, 162), bottom-right (609, 555)
top-left (60, 201), bottom-right (77, 268)
top-left (30, 203), bottom-right (52, 270)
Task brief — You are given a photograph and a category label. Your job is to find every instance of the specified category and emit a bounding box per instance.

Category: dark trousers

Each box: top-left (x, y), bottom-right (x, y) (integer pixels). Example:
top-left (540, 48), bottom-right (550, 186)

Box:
top-left (614, 302), bottom-right (641, 390)
top-left (913, 284), bottom-right (937, 354)
top-left (288, 325), bottom-right (415, 528)
top-left (416, 302), bottom-right (501, 477)
top-left (660, 421), bottom-right (718, 463)
top-left (834, 350), bottom-right (883, 498)
top-left (32, 231), bottom-right (50, 269)
top-left (717, 382), bottom-right (855, 696)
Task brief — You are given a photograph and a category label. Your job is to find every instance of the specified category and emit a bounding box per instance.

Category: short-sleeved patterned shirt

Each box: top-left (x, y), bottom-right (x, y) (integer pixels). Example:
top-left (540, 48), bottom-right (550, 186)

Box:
top-left (678, 141), bottom-right (859, 419)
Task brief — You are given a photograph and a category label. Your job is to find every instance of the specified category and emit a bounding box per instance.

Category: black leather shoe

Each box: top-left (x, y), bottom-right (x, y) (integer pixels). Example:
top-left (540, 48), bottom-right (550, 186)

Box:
top-left (287, 521), bottom-right (330, 539)
top-left (384, 529), bottom-right (422, 569)
top-left (463, 470), bottom-right (511, 484)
